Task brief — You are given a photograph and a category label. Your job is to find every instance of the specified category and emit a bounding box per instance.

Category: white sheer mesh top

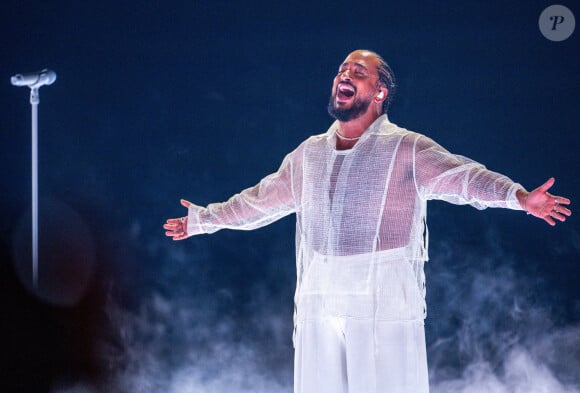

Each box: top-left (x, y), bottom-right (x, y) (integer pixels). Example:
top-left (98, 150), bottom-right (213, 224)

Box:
top-left (187, 115), bottom-right (524, 321)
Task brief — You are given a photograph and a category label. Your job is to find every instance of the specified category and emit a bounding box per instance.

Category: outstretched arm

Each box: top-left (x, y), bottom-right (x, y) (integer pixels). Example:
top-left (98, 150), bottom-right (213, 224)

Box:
top-left (516, 177), bottom-right (571, 226)
top-left (163, 145), bottom-right (302, 241)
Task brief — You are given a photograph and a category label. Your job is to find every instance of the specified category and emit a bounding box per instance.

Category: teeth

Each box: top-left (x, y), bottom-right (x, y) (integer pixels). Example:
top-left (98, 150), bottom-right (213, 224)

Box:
top-left (337, 83), bottom-right (355, 99)
top-left (338, 84), bottom-right (355, 94)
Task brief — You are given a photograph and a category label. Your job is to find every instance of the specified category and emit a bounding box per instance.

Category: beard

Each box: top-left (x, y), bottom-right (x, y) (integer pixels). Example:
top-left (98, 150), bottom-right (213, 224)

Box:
top-left (327, 92), bottom-right (373, 122)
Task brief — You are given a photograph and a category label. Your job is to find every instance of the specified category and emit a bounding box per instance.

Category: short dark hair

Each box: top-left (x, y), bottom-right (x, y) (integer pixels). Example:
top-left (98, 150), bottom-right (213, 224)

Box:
top-left (372, 51), bottom-right (396, 114)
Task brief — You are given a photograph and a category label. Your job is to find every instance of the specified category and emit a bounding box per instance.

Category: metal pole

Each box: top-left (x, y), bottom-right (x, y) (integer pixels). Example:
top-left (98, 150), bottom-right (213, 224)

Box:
top-left (11, 69), bottom-right (56, 290)
top-left (31, 88), bottom-right (39, 289)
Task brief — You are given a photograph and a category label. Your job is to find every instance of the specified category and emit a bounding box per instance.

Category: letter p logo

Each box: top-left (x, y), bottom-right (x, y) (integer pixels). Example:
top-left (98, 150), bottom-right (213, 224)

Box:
top-left (539, 5), bottom-right (576, 41)
top-left (550, 15), bottom-right (566, 31)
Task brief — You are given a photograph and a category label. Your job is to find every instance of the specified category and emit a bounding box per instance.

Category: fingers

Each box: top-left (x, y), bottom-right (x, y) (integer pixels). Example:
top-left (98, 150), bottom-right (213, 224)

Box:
top-left (540, 208), bottom-right (569, 226)
top-left (551, 203), bottom-right (571, 221)
top-left (163, 200), bottom-right (193, 240)
top-left (164, 215), bottom-right (188, 240)
top-left (528, 178), bottom-right (572, 226)
top-left (544, 209), bottom-right (570, 226)
top-left (171, 233), bottom-right (189, 241)
top-left (543, 216), bottom-right (556, 226)
top-left (553, 196), bottom-right (571, 206)
top-left (163, 218), bottom-right (184, 230)
top-left (165, 231), bottom-right (189, 241)
top-left (549, 211), bottom-right (566, 223)
top-left (163, 221), bottom-right (178, 230)
top-left (541, 197), bottom-right (572, 226)
top-left (553, 204), bottom-right (572, 217)
top-left (538, 177), bottom-right (555, 193)
top-left (164, 218), bottom-right (180, 226)
top-left (164, 230), bottom-right (188, 241)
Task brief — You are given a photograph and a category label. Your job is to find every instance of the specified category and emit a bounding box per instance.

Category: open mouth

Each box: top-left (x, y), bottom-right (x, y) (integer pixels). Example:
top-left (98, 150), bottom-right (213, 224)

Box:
top-left (337, 83), bottom-right (356, 100)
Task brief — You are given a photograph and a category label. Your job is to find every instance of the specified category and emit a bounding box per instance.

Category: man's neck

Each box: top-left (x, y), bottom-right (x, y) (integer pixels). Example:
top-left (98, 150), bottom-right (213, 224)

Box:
top-left (337, 111), bottom-right (381, 138)
top-left (335, 112), bottom-right (382, 151)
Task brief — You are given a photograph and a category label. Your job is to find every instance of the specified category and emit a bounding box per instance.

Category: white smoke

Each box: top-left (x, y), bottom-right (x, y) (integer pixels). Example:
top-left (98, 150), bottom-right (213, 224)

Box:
top-left (427, 227), bottom-right (579, 393)
top-left (99, 291), bottom-right (293, 393)
top-left (52, 226), bottom-right (578, 392)
top-left (431, 347), bottom-right (578, 393)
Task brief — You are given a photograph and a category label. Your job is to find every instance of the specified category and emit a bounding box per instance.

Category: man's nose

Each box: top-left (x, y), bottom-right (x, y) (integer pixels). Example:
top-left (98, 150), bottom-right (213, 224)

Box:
top-left (339, 71), bottom-right (352, 82)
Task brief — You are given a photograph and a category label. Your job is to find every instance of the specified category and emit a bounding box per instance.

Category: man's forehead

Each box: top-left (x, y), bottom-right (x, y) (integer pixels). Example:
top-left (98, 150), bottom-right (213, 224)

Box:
top-left (341, 50), bottom-right (379, 69)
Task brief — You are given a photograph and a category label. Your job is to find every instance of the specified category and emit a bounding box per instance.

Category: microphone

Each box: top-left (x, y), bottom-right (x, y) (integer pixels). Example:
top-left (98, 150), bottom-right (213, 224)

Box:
top-left (11, 69), bottom-right (57, 88)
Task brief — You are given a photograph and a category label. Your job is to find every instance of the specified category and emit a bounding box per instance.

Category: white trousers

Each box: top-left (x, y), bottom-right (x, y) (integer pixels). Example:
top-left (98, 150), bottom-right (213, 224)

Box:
top-left (294, 317), bottom-right (429, 393)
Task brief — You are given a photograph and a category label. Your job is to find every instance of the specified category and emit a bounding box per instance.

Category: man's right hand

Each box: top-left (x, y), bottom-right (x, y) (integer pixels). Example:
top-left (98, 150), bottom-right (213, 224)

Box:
top-left (164, 199), bottom-right (193, 240)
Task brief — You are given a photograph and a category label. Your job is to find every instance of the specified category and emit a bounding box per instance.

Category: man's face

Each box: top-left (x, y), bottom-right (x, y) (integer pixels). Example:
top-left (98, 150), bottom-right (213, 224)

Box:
top-left (327, 50), bottom-right (381, 122)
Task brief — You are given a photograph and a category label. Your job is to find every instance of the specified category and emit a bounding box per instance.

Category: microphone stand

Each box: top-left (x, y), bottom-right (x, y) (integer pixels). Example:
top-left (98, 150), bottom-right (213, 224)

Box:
top-left (11, 71), bottom-right (55, 290)
top-left (30, 87), bottom-right (40, 289)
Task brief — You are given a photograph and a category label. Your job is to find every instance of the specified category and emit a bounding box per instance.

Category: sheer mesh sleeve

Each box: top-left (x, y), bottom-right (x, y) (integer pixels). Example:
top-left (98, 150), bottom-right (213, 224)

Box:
top-left (187, 148), bottom-right (299, 235)
top-left (413, 135), bottom-right (524, 210)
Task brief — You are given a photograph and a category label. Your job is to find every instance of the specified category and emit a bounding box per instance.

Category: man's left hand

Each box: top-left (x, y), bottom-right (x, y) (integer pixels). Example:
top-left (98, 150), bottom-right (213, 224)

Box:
top-left (518, 178), bottom-right (571, 226)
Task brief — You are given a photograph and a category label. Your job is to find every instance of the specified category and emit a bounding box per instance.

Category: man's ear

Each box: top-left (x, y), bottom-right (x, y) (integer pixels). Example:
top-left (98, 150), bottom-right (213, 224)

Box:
top-left (375, 87), bottom-right (388, 102)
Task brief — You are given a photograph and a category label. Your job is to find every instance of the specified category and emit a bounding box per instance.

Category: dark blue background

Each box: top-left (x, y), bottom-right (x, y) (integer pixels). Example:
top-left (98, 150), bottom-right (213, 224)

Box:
top-left (1, 1), bottom-right (578, 392)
